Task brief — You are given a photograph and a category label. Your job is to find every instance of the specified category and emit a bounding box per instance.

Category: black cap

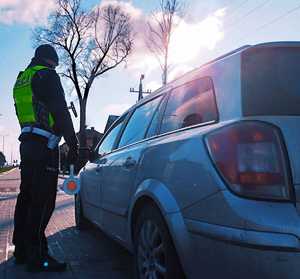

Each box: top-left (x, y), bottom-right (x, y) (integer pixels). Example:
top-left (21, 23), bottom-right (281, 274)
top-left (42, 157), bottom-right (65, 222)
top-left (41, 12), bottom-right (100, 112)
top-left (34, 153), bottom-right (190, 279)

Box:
top-left (34, 44), bottom-right (59, 66)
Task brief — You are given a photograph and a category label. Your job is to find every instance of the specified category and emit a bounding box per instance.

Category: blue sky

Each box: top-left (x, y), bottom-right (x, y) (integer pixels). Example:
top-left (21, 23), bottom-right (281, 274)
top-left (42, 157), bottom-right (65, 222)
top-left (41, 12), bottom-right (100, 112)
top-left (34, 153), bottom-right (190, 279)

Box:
top-left (1, 0), bottom-right (300, 162)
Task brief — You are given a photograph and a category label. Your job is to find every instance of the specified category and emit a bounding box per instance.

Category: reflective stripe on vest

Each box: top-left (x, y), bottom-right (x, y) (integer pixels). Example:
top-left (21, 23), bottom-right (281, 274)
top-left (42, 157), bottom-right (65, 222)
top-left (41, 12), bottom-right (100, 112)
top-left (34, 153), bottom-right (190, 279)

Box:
top-left (13, 65), bottom-right (55, 128)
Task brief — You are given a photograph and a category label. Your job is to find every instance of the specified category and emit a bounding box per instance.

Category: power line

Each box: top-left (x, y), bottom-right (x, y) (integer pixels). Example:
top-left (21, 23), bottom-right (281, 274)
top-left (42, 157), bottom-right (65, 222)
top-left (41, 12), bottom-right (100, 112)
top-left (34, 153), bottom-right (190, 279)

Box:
top-left (226, 0), bottom-right (249, 18)
top-left (130, 74), bottom-right (152, 102)
top-left (225, 0), bottom-right (271, 31)
top-left (231, 3), bottom-right (300, 43)
top-left (221, 0), bottom-right (249, 34)
top-left (254, 4), bottom-right (300, 32)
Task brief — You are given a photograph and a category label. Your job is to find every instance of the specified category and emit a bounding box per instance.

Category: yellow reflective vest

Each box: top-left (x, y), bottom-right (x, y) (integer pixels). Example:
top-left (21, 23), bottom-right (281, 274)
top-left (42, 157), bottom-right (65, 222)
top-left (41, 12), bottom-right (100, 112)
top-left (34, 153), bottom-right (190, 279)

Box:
top-left (13, 65), bottom-right (54, 128)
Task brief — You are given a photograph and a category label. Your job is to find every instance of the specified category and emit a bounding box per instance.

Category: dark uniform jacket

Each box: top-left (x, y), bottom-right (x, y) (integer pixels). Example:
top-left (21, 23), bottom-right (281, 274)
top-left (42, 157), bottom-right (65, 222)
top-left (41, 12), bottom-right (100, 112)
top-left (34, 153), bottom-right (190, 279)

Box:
top-left (19, 57), bottom-right (77, 151)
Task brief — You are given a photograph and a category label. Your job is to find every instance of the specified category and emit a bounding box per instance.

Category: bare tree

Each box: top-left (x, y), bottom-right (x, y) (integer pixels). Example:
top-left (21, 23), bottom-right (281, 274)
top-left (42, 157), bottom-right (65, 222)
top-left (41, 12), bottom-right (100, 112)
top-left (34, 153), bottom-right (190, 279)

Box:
top-left (146, 0), bottom-right (182, 86)
top-left (34, 0), bottom-right (133, 149)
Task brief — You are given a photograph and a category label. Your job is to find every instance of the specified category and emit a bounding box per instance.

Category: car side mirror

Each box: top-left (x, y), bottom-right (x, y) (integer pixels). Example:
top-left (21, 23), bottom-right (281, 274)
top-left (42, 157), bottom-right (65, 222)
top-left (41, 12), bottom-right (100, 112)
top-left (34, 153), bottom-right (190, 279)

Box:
top-left (89, 149), bottom-right (99, 162)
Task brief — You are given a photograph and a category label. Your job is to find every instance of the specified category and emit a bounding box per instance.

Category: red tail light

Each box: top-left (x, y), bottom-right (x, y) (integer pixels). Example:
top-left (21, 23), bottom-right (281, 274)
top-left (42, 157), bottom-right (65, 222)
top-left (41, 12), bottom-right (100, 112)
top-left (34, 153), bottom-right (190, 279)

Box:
top-left (205, 121), bottom-right (291, 200)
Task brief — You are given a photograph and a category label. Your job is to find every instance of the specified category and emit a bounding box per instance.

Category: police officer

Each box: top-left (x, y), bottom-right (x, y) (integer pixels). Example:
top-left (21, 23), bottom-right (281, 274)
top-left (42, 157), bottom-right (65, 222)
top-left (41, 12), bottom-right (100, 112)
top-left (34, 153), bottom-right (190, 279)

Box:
top-left (12, 44), bottom-right (78, 272)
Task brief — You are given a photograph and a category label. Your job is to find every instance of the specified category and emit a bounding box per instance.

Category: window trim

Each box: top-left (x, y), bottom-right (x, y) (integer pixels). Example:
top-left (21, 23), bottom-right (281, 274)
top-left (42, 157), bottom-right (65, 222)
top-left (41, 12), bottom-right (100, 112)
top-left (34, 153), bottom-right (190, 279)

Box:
top-left (95, 113), bottom-right (129, 156)
top-left (157, 76), bottom-right (219, 135)
top-left (95, 76), bottom-right (219, 157)
top-left (144, 95), bottom-right (166, 138)
top-left (115, 94), bottom-right (165, 149)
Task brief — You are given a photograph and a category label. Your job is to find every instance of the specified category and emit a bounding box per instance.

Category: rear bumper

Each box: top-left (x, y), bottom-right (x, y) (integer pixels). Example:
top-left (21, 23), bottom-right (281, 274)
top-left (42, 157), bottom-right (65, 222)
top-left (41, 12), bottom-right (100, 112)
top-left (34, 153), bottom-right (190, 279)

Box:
top-left (185, 219), bottom-right (300, 279)
top-left (185, 219), bottom-right (300, 252)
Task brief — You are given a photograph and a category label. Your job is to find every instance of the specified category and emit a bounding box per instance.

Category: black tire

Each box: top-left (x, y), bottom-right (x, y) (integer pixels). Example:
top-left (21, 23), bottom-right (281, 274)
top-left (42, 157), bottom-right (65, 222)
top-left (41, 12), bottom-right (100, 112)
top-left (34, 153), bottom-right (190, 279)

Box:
top-left (75, 194), bottom-right (90, 230)
top-left (133, 204), bottom-right (185, 279)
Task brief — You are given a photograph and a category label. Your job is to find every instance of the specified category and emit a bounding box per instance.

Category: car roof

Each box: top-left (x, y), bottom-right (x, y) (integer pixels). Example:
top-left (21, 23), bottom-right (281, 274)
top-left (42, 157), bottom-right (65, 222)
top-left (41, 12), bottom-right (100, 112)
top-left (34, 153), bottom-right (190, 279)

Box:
top-left (122, 41), bottom-right (300, 116)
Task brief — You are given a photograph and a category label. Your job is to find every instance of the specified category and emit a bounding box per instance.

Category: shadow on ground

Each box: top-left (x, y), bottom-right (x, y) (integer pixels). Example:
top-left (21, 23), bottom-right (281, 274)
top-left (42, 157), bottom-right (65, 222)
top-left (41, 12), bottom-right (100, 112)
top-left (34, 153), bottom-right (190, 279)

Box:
top-left (1, 225), bottom-right (133, 279)
top-left (0, 198), bottom-right (73, 232)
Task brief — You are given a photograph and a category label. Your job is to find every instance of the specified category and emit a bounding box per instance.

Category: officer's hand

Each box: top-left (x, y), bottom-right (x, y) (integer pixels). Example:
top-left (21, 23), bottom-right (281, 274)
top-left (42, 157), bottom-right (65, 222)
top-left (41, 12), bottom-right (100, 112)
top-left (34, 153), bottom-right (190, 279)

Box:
top-left (67, 147), bottom-right (78, 165)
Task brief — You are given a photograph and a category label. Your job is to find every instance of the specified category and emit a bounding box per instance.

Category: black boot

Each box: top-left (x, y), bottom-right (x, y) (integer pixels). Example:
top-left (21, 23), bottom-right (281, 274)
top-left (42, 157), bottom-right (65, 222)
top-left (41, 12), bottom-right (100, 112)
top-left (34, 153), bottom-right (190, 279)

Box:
top-left (13, 245), bottom-right (27, 265)
top-left (27, 255), bottom-right (67, 273)
top-left (26, 247), bottom-right (67, 273)
top-left (45, 254), bottom-right (67, 272)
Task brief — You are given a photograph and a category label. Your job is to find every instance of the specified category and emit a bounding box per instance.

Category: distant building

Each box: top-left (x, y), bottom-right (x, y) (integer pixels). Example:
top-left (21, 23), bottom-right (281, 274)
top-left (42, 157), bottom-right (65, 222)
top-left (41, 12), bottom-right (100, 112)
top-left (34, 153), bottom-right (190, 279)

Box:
top-left (85, 127), bottom-right (103, 149)
top-left (104, 115), bottom-right (119, 132)
top-left (0, 152), bottom-right (6, 167)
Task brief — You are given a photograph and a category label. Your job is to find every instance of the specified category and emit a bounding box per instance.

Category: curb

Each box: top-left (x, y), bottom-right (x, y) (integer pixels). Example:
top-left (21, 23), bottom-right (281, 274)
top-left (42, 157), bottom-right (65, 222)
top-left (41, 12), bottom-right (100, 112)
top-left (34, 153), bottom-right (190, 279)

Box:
top-left (0, 168), bottom-right (17, 177)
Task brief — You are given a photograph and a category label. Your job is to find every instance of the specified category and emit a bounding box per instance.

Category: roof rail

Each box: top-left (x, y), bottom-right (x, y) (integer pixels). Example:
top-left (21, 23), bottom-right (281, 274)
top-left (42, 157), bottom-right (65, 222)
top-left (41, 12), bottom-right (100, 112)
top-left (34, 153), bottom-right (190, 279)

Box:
top-left (164, 45), bottom-right (251, 87)
top-left (145, 45), bottom-right (252, 98)
top-left (200, 45), bottom-right (251, 68)
top-left (252, 41), bottom-right (300, 48)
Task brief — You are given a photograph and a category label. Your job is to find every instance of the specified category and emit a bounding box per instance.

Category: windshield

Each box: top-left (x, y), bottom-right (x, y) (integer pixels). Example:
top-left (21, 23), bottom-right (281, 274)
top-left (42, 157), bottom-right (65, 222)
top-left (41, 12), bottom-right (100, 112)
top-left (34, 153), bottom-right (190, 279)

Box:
top-left (241, 47), bottom-right (300, 116)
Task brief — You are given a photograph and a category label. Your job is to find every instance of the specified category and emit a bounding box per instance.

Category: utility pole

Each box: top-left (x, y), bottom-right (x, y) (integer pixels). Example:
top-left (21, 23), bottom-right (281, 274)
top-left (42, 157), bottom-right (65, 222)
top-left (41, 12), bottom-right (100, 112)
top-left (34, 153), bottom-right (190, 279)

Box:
top-left (130, 74), bottom-right (152, 102)
top-left (10, 144), bottom-right (14, 166)
top-left (0, 135), bottom-right (8, 156)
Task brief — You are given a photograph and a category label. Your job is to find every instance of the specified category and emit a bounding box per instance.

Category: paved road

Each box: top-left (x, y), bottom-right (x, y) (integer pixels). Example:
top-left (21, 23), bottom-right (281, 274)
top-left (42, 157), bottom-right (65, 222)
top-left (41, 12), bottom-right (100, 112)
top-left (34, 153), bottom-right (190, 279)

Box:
top-left (0, 168), bottom-right (21, 193)
top-left (0, 168), bottom-right (133, 279)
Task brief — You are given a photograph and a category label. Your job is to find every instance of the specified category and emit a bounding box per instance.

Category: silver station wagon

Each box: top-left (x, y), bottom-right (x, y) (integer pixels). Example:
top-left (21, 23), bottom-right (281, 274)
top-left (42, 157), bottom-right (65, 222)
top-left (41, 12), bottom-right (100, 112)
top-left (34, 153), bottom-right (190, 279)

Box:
top-left (76, 42), bottom-right (300, 279)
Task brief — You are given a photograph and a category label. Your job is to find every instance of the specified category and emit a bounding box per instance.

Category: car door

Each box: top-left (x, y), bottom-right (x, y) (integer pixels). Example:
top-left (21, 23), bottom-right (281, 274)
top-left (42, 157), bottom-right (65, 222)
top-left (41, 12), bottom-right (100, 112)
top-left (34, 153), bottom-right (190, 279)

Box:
top-left (101, 96), bottom-right (163, 241)
top-left (81, 117), bottom-right (126, 226)
top-left (81, 158), bottom-right (105, 225)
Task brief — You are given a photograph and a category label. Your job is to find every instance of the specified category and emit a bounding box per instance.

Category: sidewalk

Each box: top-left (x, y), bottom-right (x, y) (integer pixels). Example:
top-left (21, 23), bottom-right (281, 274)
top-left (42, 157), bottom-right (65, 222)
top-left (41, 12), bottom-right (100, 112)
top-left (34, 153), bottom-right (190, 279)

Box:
top-left (0, 169), bottom-right (133, 279)
top-left (0, 168), bottom-right (20, 193)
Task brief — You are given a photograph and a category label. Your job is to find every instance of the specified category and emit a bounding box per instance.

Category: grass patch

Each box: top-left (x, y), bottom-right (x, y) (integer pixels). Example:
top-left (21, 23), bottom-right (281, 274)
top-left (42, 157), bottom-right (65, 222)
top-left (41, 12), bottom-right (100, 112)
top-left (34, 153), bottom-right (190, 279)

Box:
top-left (0, 166), bottom-right (15, 174)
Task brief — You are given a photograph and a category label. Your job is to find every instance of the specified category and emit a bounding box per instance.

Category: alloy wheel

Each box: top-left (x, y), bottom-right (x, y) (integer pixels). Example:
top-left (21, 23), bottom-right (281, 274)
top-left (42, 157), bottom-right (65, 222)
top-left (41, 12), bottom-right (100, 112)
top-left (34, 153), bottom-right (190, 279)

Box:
top-left (137, 220), bottom-right (167, 279)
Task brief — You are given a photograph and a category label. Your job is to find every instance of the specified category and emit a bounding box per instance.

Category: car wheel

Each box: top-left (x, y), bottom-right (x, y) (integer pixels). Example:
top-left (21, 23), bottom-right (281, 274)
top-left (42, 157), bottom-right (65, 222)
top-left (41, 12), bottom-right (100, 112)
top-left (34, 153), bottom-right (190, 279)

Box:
top-left (75, 194), bottom-right (90, 230)
top-left (134, 204), bottom-right (185, 279)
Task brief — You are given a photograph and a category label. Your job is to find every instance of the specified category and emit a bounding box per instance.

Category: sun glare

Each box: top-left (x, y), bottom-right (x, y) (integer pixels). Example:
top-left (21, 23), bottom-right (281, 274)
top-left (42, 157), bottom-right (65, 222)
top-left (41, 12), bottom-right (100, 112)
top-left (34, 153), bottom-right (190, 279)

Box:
top-left (169, 8), bottom-right (226, 65)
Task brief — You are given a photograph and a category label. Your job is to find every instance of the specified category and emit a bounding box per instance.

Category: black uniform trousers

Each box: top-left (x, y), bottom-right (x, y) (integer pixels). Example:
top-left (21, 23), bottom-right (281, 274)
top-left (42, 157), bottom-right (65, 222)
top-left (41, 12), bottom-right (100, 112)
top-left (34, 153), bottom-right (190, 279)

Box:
top-left (13, 138), bottom-right (59, 260)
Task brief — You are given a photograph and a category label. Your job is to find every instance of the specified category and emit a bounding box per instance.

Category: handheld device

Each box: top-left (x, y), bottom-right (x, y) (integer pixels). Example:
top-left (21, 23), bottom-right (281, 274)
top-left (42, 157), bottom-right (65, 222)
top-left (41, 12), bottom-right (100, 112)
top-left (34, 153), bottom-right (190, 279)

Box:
top-left (62, 165), bottom-right (80, 195)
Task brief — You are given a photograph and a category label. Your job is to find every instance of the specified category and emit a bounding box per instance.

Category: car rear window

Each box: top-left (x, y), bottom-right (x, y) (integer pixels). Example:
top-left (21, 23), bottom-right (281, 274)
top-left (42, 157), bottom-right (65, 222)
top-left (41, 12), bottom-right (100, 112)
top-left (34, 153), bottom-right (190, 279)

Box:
top-left (160, 77), bottom-right (218, 134)
top-left (241, 47), bottom-right (300, 116)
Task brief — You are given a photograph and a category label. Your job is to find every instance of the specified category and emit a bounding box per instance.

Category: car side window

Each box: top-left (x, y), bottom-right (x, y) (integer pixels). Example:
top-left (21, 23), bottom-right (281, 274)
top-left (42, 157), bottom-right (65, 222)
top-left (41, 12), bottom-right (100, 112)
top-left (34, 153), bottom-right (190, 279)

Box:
top-left (118, 96), bottom-right (162, 148)
top-left (98, 118), bottom-right (124, 156)
top-left (160, 77), bottom-right (218, 134)
top-left (146, 95), bottom-right (165, 138)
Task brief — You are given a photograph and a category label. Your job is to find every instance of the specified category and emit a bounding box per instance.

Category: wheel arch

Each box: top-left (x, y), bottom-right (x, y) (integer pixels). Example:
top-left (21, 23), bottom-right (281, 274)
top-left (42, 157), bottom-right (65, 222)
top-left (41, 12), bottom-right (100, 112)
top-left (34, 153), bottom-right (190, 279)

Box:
top-left (128, 178), bottom-right (197, 278)
top-left (128, 179), bottom-right (181, 243)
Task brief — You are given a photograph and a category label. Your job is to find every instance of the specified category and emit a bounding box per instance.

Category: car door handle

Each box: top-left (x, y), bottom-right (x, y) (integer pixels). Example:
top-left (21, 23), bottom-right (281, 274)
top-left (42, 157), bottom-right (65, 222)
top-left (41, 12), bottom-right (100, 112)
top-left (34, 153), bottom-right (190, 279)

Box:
top-left (99, 158), bottom-right (107, 164)
top-left (123, 157), bottom-right (136, 169)
top-left (95, 165), bottom-right (102, 173)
